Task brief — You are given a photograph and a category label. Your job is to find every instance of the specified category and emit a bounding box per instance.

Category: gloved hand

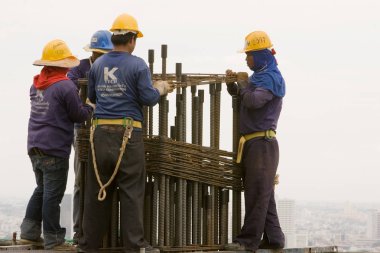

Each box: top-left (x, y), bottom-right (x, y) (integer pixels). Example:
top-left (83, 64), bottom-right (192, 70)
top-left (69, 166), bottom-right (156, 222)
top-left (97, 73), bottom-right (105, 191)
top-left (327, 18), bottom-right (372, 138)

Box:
top-left (225, 69), bottom-right (236, 85)
top-left (236, 72), bottom-right (249, 88)
top-left (86, 98), bottom-right (96, 110)
top-left (154, 80), bottom-right (175, 96)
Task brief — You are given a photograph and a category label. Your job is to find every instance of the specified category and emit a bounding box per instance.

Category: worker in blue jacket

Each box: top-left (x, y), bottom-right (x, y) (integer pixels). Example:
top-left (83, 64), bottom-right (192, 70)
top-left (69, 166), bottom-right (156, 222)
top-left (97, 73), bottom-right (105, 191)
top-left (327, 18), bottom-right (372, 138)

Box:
top-left (225, 31), bottom-right (286, 252)
top-left (20, 39), bottom-right (93, 250)
top-left (78, 13), bottom-right (174, 253)
top-left (67, 30), bottom-right (113, 245)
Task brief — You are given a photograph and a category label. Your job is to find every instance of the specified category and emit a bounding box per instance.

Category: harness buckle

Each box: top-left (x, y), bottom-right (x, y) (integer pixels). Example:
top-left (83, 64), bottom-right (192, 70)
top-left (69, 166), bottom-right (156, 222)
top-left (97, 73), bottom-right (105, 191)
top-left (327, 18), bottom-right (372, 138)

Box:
top-left (123, 117), bottom-right (134, 139)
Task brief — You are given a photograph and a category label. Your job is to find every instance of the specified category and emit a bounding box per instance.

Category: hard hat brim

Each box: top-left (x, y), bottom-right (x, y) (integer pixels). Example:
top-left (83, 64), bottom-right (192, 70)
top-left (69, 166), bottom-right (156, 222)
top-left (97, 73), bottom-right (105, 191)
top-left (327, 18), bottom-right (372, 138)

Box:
top-left (83, 44), bottom-right (111, 54)
top-left (33, 56), bottom-right (80, 68)
top-left (110, 29), bottom-right (144, 38)
top-left (136, 31), bottom-right (143, 38)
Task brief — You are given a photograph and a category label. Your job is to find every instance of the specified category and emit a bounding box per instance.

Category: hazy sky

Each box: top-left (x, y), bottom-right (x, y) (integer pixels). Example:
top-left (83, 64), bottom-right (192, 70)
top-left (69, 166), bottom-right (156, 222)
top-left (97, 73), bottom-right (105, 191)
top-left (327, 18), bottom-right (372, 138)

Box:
top-left (0, 0), bottom-right (379, 202)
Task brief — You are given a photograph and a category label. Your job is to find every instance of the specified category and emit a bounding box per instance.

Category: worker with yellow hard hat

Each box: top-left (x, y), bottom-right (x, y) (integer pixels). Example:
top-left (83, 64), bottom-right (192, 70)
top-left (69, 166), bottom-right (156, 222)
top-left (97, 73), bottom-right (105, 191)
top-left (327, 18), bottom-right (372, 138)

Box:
top-left (78, 13), bottom-right (173, 253)
top-left (19, 40), bottom-right (93, 250)
top-left (225, 31), bottom-right (286, 251)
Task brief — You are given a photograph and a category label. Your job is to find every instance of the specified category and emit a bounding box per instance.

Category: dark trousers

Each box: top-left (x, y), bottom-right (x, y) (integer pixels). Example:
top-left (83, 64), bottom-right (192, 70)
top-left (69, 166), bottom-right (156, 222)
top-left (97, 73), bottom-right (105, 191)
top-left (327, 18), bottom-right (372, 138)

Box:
top-left (21, 155), bottom-right (68, 249)
top-left (79, 126), bottom-right (148, 252)
top-left (235, 138), bottom-right (285, 251)
top-left (72, 128), bottom-right (81, 238)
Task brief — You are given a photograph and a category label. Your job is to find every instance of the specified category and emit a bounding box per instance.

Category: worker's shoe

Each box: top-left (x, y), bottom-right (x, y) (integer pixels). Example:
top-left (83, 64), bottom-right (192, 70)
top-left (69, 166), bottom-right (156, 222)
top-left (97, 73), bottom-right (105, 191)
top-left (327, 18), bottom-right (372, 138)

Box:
top-left (72, 233), bottom-right (79, 245)
top-left (225, 242), bottom-right (249, 251)
top-left (17, 237), bottom-right (44, 247)
top-left (51, 242), bottom-right (76, 251)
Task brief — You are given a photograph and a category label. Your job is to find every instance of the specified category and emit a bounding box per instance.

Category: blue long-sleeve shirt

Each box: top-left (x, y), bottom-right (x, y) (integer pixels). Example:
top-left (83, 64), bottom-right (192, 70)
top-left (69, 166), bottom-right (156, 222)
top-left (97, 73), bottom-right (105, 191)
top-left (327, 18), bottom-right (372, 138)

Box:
top-left (227, 83), bottom-right (282, 135)
top-left (88, 51), bottom-right (160, 122)
top-left (67, 58), bottom-right (91, 89)
top-left (27, 80), bottom-right (93, 158)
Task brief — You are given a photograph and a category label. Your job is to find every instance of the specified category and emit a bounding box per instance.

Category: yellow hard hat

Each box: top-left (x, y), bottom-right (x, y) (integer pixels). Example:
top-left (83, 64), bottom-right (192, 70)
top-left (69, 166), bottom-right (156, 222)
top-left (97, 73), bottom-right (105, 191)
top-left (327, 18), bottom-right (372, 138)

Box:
top-left (110, 13), bottom-right (143, 38)
top-left (33, 39), bottom-right (79, 68)
top-left (240, 31), bottom-right (273, 53)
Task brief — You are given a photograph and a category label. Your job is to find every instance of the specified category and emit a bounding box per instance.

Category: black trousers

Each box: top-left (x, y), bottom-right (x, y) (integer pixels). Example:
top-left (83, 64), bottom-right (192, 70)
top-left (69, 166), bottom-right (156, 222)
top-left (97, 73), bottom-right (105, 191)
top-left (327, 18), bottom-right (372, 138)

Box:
top-left (79, 125), bottom-right (148, 252)
top-left (235, 137), bottom-right (285, 251)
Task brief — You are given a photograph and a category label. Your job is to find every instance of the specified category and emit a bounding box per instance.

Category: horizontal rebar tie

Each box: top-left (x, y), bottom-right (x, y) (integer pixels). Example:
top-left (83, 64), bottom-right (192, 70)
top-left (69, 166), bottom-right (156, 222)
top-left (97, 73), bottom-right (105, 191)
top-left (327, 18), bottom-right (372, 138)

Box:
top-left (144, 136), bottom-right (242, 190)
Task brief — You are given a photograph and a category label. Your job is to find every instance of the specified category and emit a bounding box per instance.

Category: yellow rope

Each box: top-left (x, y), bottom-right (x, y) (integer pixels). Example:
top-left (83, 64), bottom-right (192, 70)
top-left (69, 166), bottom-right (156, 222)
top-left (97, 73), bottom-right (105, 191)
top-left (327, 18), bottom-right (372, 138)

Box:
top-left (89, 124), bottom-right (133, 201)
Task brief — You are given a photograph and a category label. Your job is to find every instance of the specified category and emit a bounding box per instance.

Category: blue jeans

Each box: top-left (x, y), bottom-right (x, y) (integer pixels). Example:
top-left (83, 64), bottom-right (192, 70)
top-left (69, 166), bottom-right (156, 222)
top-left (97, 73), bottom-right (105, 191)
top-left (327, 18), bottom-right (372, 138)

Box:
top-left (20, 154), bottom-right (69, 249)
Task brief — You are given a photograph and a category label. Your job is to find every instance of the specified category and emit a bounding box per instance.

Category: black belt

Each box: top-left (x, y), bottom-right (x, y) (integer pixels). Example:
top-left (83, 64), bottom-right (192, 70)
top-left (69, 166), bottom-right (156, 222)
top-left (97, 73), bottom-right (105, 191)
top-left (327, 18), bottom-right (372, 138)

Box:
top-left (29, 147), bottom-right (46, 156)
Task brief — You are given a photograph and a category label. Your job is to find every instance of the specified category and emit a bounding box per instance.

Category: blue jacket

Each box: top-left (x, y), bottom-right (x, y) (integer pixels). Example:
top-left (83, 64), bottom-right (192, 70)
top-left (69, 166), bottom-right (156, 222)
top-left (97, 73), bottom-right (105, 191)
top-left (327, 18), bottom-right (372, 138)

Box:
top-left (67, 58), bottom-right (91, 89)
top-left (27, 80), bottom-right (93, 158)
top-left (88, 51), bottom-right (160, 122)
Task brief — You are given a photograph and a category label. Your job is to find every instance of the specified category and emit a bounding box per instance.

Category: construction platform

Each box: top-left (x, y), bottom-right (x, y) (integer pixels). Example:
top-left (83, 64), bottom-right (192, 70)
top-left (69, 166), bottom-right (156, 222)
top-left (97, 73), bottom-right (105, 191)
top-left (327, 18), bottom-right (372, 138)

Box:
top-left (0, 242), bottom-right (338, 253)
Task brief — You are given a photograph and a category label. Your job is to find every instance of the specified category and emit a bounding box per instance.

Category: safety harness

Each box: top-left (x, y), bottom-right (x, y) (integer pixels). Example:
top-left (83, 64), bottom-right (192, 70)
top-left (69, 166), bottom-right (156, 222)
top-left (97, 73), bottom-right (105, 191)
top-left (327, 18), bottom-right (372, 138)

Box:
top-left (236, 129), bottom-right (276, 163)
top-left (89, 118), bottom-right (142, 201)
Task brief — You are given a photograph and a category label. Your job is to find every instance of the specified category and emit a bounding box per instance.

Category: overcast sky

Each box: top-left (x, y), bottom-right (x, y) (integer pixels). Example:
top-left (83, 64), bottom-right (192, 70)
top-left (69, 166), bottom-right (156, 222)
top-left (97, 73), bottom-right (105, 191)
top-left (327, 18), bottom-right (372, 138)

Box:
top-left (0, 0), bottom-right (379, 203)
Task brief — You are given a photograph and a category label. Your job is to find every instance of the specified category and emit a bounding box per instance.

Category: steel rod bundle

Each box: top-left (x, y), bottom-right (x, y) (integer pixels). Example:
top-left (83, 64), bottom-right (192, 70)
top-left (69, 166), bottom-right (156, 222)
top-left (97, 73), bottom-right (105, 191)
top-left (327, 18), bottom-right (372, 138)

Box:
top-left (77, 44), bottom-right (245, 252)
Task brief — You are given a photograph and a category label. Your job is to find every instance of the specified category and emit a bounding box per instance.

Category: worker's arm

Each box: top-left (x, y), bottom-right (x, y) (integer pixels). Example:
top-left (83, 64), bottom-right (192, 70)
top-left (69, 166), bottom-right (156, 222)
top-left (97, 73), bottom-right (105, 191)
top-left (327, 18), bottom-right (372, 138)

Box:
top-left (87, 68), bottom-right (96, 104)
top-left (62, 82), bottom-right (93, 123)
top-left (67, 66), bottom-right (82, 90)
top-left (136, 66), bottom-right (161, 106)
top-left (240, 86), bottom-right (274, 109)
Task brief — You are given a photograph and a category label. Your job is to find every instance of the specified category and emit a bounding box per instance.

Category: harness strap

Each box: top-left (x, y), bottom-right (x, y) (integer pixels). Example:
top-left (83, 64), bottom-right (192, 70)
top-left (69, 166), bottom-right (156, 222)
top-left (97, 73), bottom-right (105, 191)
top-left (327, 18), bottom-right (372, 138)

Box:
top-left (236, 129), bottom-right (276, 163)
top-left (90, 117), bottom-right (134, 201)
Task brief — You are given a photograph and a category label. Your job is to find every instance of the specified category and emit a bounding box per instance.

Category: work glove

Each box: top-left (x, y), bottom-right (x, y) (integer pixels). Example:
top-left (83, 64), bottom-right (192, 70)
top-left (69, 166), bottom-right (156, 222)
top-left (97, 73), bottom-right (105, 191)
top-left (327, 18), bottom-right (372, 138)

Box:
top-left (86, 98), bottom-right (96, 110)
top-left (225, 69), bottom-right (236, 85)
top-left (236, 72), bottom-right (249, 88)
top-left (154, 80), bottom-right (175, 96)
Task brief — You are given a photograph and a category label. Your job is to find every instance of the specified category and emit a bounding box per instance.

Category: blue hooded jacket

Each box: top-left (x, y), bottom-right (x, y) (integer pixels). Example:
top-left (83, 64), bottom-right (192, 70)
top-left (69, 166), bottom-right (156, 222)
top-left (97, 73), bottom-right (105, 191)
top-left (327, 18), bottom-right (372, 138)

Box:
top-left (249, 49), bottom-right (285, 98)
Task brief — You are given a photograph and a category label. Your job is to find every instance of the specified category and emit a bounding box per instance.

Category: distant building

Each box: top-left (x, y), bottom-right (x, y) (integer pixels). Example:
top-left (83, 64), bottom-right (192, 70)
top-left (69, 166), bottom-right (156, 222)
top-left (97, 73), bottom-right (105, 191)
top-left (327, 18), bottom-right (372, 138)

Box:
top-left (277, 198), bottom-right (296, 248)
top-left (60, 194), bottom-right (72, 239)
top-left (367, 209), bottom-right (380, 240)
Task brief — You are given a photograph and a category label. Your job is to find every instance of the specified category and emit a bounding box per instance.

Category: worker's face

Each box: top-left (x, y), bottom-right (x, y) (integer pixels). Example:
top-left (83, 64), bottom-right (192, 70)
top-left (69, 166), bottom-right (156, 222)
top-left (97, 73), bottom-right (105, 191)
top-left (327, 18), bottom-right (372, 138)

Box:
top-left (91, 52), bottom-right (103, 62)
top-left (245, 53), bottom-right (254, 69)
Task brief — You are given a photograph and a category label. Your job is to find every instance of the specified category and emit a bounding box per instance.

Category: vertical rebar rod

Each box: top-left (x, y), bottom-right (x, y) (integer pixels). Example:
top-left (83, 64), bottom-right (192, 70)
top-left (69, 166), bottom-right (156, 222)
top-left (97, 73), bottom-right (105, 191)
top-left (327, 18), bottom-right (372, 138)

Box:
top-left (214, 83), bottom-right (222, 245)
top-left (170, 178), bottom-right (175, 246)
top-left (181, 74), bottom-right (187, 142)
top-left (159, 45), bottom-right (168, 137)
top-left (210, 186), bottom-right (216, 245)
top-left (198, 90), bottom-right (205, 245)
top-left (165, 176), bottom-right (171, 246)
top-left (186, 182), bottom-right (192, 246)
top-left (209, 83), bottom-right (216, 245)
top-left (220, 190), bottom-right (229, 245)
top-left (148, 49), bottom-right (154, 136)
top-left (159, 175), bottom-right (165, 246)
top-left (214, 83), bottom-right (222, 149)
top-left (202, 185), bottom-right (208, 245)
top-left (176, 179), bottom-right (183, 246)
top-left (209, 83), bottom-right (216, 148)
top-left (198, 90), bottom-right (204, 147)
top-left (158, 45), bottom-right (168, 247)
top-left (192, 96), bottom-right (200, 245)
top-left (144, 179), bottom-right (153, 242)
top-left (206, 194), bottom-right (213, 245)
top-left (152, 177), bottom-right (159, 246)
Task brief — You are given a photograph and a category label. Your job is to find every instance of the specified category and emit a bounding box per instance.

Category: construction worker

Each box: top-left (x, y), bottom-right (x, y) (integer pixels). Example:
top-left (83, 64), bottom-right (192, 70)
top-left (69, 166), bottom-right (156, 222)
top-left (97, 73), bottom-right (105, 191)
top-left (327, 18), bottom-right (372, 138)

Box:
top-left (78, 13), bottom-right (174, 253)
top-left (67, 30), bottom-right (113, 245)
top-left (20, 40), bottom-right (93, 250)
top-left (225, 31), bottom-right (286, 251)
